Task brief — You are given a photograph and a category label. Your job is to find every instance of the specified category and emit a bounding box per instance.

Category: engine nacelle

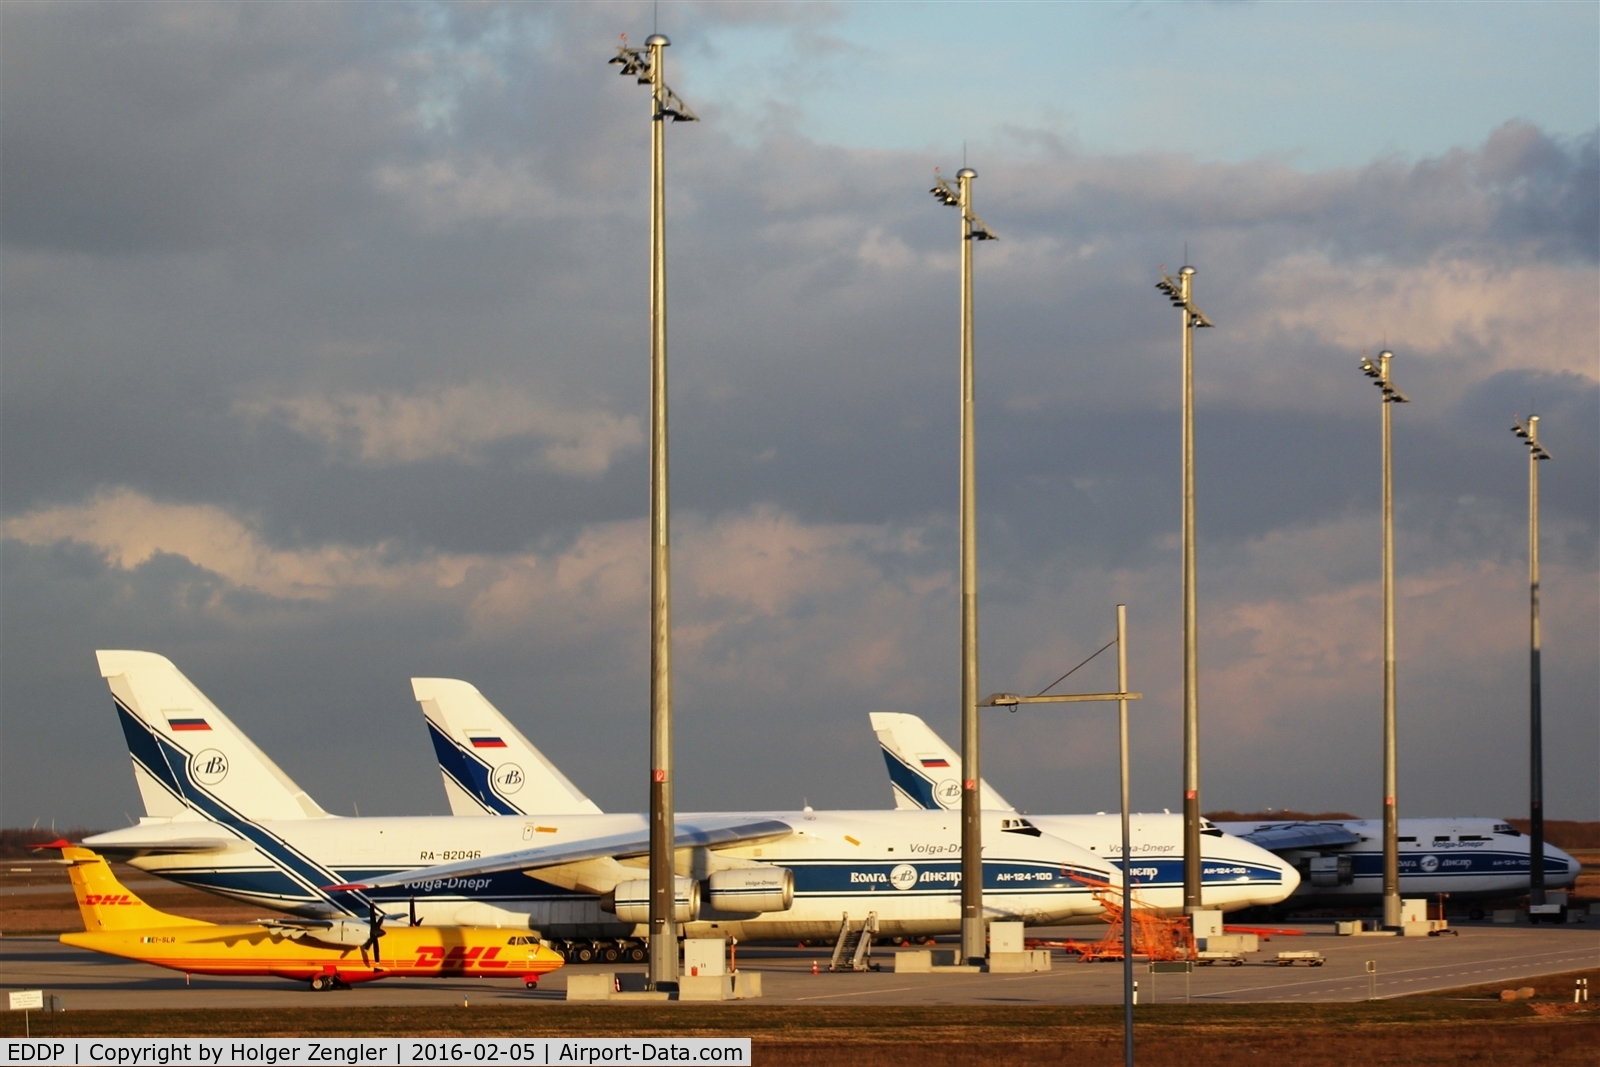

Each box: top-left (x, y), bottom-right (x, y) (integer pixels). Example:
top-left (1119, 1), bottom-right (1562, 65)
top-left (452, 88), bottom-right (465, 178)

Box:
top-left (707, 866), bottom-right (793, 914)
top-left (1307, 855), bottom-right (1353, 888)
top-left (601, 877), bottom-right (699, 924)
top-left (305, 919), bottom-right (374, 948)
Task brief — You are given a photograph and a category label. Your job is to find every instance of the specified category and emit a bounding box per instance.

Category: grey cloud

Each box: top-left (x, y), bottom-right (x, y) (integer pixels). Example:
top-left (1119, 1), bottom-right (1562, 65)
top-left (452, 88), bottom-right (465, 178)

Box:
top-left (0, 2), bottom-right (408, 253)
top-left (2, 4), bottom-right (1595, 828)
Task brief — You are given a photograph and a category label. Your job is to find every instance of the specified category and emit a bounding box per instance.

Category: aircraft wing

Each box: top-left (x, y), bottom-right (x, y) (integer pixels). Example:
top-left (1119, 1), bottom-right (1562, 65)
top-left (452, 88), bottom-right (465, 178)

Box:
top-left (326, 816), bottom-right (794, 892)
top-left (1240, 823), bottom-right (1362, 852)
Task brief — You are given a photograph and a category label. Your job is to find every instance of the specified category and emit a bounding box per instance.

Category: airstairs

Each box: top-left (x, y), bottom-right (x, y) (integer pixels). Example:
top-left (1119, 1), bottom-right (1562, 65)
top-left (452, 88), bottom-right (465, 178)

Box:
top-left (829, 911), bottom-right (880, 972)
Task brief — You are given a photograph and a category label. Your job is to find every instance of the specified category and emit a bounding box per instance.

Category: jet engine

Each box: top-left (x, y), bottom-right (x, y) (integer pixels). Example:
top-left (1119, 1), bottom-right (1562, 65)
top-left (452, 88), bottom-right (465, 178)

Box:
top-left (601, 877), bottom-right (699, 924)
top-left (707, 866), bottom-right (793, 913)
top-left (1307, 855), bottom-right (1354, 887)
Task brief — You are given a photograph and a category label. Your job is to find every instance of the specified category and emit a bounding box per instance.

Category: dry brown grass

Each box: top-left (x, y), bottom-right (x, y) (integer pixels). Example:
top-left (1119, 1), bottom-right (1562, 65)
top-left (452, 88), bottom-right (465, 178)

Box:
top-left (5, 974), bottom-right (1598, 1065)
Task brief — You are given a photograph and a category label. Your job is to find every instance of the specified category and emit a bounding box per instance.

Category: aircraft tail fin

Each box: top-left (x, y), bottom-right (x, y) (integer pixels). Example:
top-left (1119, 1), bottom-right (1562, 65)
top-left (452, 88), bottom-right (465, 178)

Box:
top-left (56, 844), bottom-right (212, 931)
top-left (413, 678), bottom-right (602, 816)
top-left (869, 712), bottom-right (1014, 812)
top-left (97, 650), bottom-right (329, 822)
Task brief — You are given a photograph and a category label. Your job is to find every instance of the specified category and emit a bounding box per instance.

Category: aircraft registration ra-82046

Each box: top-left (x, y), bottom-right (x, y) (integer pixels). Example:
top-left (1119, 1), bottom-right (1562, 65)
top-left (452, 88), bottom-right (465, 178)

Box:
top-left (1212, 817), bottom-right (1578, 912)
top-left (83, 651), bottom-right (1115, 950)
top-left (49, 844), bottom-right (564, 990)
top-left (869, 713), bottom-right (1301, 914)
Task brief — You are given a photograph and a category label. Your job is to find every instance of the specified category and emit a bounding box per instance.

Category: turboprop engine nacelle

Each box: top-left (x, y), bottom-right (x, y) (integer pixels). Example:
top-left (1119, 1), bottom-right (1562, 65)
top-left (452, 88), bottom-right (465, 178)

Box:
top-left (306, 919), bottom-right (374, 948)
top-left (601, 877), bottom-right (699, 924)
top-left (707, 866), bottom-right (793, 914)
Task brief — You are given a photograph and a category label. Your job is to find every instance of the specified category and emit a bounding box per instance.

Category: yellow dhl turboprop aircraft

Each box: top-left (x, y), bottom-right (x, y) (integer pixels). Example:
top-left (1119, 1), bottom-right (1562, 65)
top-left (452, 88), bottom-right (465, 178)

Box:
top-left (50, 844), bottom-right (565, 991)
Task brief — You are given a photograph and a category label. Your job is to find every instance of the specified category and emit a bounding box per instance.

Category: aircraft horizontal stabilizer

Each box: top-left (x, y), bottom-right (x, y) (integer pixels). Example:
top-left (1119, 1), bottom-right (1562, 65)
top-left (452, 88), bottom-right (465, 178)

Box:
top-left (76, 836), bottom-right (237, 859)
top-left (327, 816), bottom-right (794, 892)
top-left (1241, 823), bottom-right (1362, 852)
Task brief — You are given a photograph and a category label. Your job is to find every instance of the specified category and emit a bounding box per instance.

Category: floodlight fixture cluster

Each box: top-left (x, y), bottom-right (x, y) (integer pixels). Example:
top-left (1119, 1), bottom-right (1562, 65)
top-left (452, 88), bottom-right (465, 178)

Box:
top-left (1359, 351), bottom-right (1409, 404)
top-left (610, 36), bottom-right (699, 122)
top-left (1511, 416), bottom-right (1553, 461)
top-left (1155, 267), bottom-right (1214, 328)
top-left (928, 170), bottom-right (998, 241)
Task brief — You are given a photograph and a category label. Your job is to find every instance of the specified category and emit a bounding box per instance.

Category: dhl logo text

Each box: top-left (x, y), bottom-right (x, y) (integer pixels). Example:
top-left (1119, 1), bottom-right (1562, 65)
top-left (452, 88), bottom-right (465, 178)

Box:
top-left (82, 894), bottom-right (137, 905)
top-left (414, 945), bottom-right (506, 969)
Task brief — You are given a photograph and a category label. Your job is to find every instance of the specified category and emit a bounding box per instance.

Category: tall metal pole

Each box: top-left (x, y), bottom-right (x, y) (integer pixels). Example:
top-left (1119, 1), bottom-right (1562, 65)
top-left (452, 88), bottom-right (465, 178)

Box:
top-left (1117, 604), bottom-right (1133, 1067)
top-left (1357, 349), bottom-right (1408, 927)
top-left (1378, 349), bottom-right (1401, 929)
top-left (645, 32), bottom-right (677, 989)
top-left (1528, 417), bottom-right (1544, 905)
top-left (1514, 414), bottom-right (1551, 904)
top-left (1177, 266), bottom-right (1202, 915)
top-left (606, 30), bottom-right (697, 988)
top-left (956, 166), bottom-right (985, 965)
top-left (929, 167), bottom-right (994, 964)
top-left (1155, 266), bottom-right (1211, 914)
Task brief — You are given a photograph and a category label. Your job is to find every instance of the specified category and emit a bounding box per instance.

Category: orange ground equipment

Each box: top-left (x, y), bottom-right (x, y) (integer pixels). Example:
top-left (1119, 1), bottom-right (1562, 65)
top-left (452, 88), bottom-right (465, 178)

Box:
top-left (1066, 876), bottom-right (1197, 963)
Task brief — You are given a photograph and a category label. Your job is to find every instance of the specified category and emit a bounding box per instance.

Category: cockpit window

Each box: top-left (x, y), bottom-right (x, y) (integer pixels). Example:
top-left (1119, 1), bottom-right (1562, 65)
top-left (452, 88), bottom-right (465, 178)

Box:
top-left (1494, 823), bottom-right (1521, 837)
top-left (1001, 817), bottom-right (1042, 837)
top-left (1202, 827), bottom-right (1224, 837)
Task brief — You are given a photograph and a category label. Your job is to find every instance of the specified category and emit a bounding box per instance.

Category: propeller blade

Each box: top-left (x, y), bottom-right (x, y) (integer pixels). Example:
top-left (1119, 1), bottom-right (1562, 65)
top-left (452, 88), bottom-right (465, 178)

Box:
top-left (366, 901), bottom-right (385, 963)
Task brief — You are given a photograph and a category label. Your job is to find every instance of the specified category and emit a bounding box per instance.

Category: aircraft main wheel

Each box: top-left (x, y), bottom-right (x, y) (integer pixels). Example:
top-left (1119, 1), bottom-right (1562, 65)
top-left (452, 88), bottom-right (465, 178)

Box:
top-left (574, 944), bottom-right (596, 963)
top-left (524, 978), bottom-right (539, 990)
top-left (310, 975), bottom-right (331, 991)
top-left (626, 945), bottom-right (647, 962)
top-left (602, 945), bottom-right (621, 963)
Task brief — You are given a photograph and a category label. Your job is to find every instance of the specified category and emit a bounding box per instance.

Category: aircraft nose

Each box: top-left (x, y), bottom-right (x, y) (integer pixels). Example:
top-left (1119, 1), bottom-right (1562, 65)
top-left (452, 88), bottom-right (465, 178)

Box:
top-left (1546, 843), bottom-right (1580, 889)
top-left (1278, 854), bottom-right (1302, 896)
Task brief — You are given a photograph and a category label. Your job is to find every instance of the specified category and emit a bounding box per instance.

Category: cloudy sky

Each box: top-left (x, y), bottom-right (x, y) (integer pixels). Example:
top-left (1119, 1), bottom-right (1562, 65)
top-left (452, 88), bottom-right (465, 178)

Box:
top-left (3, 1), bottom-right (1596, 830)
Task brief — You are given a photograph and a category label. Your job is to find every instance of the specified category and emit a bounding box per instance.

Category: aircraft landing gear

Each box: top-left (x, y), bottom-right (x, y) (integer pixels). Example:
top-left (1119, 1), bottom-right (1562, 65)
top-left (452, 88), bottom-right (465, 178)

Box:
top-left (523, 978), bottom-right (539, 990)
top-left (309, 974), bottom-right (342, 992)
top-left (556, 939), bottom-right (646, 964)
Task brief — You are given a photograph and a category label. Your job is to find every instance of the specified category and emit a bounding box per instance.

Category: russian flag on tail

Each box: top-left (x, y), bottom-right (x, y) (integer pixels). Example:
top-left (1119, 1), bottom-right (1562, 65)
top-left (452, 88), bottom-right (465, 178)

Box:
top-left (469, 736), bottom-right (507, 749)
top-left (920, 757), bottom-right (950, 768)
top-left (168, 718), bottom-right (211, 731)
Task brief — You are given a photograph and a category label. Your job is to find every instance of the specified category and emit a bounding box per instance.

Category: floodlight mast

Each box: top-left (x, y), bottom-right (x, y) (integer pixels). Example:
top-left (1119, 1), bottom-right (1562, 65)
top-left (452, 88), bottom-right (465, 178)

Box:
top-left (929, 166), bottom-right (995, 965)
top-left (1511, 414), bottom-right (1552, 904)
top-left (1154, 264), bottom-right (1213, 914)
top-left (1359, 349), bottom-right (1409, 929)
top-left (978, 607), bottom-right (1140, 1067)
top-left (610, 30), bottom-right (697, 990)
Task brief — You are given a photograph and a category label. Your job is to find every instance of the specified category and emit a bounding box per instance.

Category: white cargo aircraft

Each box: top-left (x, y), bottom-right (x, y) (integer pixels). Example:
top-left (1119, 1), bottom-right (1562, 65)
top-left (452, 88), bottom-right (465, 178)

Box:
top-left (82, 652), bottom-right (1114, 956)
top-left (1213, 817), bottom-right (1578, 913)
top-left (867, 713), bottom-right (1299, 915)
